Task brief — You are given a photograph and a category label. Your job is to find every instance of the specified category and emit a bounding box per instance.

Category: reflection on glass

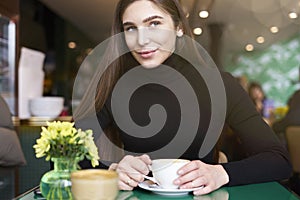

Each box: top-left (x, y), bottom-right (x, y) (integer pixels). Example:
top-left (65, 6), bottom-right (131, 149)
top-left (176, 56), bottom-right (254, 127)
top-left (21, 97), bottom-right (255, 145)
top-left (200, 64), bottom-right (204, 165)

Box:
top-left (0, 14), bottom-right (16, 115)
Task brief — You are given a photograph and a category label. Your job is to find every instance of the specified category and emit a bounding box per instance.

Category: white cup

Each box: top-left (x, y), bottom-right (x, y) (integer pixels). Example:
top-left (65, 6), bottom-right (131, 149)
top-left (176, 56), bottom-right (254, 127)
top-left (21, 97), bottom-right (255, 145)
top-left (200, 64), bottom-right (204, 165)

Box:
top-left (151, 159), bottom-right (190, 189)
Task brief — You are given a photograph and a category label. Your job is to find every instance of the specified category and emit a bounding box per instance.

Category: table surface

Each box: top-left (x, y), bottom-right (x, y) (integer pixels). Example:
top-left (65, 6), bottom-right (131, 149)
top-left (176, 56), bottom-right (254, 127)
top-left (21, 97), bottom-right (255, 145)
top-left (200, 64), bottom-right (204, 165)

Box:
top-left (14, 181), bottom-right (300, 200)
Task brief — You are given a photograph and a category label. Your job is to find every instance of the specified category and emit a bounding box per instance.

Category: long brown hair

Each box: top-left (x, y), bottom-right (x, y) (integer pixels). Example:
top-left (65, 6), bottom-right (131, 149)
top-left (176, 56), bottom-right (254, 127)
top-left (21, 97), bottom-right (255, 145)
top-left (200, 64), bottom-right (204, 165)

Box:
top-left (73, 0), bottom-right (199, 161)
top-left (74, 0), bottom-right (193, 119)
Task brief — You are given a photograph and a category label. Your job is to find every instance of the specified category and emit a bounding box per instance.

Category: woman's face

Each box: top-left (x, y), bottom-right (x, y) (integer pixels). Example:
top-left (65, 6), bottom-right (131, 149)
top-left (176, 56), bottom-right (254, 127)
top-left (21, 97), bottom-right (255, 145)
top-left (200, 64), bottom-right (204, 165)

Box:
top-left (122, 0), bottom-right (179, 68)
top-left (250, 87), bottom-right (264, 101)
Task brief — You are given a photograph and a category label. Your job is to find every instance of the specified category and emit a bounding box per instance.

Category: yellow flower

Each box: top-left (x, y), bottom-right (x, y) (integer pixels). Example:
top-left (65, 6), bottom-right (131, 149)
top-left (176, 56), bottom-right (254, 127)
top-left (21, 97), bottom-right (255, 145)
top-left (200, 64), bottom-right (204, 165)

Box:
top-left (274, 106), bottom-right (289, 119)
top-left (33, 121), bottom-right (99, 167)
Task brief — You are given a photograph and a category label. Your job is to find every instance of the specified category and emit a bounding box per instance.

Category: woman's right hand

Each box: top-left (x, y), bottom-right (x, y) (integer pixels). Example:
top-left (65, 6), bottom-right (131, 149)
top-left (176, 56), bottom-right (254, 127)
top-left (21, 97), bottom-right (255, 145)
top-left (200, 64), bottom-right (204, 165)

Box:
top-left (111, 154), bottom-right (152, 190)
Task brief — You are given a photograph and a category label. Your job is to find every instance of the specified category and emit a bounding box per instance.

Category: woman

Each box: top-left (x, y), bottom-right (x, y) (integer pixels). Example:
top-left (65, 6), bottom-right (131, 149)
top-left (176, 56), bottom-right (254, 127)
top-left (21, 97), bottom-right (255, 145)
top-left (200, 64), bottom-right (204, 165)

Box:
top-left (248, 82), bottom-right (267, 115)
top-left (74, 0), bottom-right (292, 196)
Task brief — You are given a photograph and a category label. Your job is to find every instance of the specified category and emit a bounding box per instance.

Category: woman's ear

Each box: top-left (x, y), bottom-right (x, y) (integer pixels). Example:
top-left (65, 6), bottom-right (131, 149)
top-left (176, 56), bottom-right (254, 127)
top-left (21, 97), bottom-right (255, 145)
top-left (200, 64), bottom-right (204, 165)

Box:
top-left (176, 23), bottom-right (184, 37)
top-left (176, 29), bottom-right (184, 37)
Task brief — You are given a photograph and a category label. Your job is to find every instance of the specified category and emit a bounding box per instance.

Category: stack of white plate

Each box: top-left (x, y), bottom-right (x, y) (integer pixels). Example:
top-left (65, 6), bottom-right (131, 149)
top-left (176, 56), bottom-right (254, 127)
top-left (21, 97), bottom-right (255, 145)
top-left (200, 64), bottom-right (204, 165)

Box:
top-left (29, 97), bottom-right (64, 118)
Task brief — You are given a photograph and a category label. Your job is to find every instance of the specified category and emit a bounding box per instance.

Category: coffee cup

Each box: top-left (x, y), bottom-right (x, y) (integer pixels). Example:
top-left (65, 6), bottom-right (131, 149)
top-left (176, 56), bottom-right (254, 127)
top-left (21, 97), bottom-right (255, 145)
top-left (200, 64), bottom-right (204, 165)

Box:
top-left (71, 169), bottom-right (118, 200)
top-left (151, 159), bottom-right (190, 189)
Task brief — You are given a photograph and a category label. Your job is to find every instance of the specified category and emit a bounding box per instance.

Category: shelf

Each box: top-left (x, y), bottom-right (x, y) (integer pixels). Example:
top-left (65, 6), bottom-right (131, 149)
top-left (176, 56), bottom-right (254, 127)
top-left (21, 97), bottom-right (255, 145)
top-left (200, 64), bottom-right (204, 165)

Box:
top-left (13, 116), bottom-right (73, 127)
top-left (0, 37), bottom-right (8, 44)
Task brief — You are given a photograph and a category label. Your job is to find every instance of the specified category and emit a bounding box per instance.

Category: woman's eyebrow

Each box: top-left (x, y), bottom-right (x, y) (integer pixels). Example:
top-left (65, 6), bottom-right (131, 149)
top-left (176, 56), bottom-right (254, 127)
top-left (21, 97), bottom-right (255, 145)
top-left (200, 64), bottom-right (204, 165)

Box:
top-left (123, 15), bottom-right (163, 27)
top-left (123, 21), bottom-right (134, 27)
top-left (142, 15), bottom-right (163, 23)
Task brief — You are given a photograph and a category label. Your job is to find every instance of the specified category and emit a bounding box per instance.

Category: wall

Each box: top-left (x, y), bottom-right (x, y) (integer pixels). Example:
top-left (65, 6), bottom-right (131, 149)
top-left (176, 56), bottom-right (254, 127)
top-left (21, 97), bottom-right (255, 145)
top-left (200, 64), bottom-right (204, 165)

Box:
top-left (224, 33), bottom-right (300, 106)
top-left (0, 0), bottom-right (19, 18)
top-left (20, 0), bottom-right (96, 114)
top-left (17, 126), bottom-right (49, 195)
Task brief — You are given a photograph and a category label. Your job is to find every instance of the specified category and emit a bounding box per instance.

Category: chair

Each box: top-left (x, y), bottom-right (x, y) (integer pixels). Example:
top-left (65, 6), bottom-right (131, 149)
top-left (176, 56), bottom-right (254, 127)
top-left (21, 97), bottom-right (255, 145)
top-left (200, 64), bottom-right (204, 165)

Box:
top-left (0, 95), bottom-right (26, 199)
top-left (0, 95), bottom-right (26, 166)
top-left (285, 126), bottom-right (300, 173)
top-left (285, 126), bottom-right (300, 196)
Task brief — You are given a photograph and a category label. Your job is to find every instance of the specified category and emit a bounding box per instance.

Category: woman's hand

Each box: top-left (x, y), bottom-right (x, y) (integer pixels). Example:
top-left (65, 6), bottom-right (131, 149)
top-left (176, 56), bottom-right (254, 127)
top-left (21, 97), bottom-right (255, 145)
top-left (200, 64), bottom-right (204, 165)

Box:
top-left (110, 154), bottom-right (151, 190)
top-left (174, 160), bottom-right (229, 196)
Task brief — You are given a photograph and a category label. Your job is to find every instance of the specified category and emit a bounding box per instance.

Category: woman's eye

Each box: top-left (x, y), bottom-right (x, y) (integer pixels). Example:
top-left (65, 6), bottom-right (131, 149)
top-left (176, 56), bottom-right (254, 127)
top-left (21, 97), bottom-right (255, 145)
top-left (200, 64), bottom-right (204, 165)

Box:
top-left (149, 21), bottom-right (161, 27)
top-left (124, 26), bottom-right (136, 32)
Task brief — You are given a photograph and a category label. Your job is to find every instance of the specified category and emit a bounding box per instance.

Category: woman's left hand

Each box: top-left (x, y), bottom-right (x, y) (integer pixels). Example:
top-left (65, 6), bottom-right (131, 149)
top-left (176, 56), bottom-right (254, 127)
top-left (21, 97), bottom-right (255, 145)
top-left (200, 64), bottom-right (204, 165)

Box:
top-left (174, 160), bottom-right (229, 196)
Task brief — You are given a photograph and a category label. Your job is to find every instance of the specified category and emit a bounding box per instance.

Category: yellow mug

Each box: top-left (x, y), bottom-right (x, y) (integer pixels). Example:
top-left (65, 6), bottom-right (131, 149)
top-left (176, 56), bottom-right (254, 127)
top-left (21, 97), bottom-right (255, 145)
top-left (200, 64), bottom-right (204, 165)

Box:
top-left (71, 169), bottom-right (118, 200)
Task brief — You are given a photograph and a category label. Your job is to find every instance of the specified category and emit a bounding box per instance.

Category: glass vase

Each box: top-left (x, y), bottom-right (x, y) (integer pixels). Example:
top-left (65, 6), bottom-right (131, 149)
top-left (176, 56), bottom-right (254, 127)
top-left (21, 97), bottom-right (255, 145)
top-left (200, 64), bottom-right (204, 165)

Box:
top-left (40, 157), bottom-right (78, 200)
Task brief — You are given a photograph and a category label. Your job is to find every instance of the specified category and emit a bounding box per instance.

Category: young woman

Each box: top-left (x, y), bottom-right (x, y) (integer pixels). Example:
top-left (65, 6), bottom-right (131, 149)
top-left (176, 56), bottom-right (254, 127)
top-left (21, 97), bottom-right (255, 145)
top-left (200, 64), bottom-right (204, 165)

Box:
top-left (74, 0), bottom-right (292, 196)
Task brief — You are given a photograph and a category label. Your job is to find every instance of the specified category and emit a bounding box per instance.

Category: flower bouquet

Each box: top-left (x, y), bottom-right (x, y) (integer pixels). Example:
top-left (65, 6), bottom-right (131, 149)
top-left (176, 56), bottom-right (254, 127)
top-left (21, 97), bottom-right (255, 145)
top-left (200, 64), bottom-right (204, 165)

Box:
top-left (33, 121), bottom-right (99, 200)
top-left (274, 106), bottom-right (289, 120)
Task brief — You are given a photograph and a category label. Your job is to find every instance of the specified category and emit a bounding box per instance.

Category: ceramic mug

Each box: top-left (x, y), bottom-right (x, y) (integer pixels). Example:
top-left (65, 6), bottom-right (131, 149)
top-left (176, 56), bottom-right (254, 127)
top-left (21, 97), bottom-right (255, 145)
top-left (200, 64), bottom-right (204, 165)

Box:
top-left (151, 159), bottom-right (190, 189)
top-left (71, 169), bottom-right (118, 200)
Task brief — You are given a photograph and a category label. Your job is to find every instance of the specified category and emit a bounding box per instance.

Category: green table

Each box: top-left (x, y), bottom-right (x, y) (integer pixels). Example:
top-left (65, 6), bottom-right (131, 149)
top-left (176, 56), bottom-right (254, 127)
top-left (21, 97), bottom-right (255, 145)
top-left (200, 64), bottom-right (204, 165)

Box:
top-left (14, 182), bottom-right (299, 200)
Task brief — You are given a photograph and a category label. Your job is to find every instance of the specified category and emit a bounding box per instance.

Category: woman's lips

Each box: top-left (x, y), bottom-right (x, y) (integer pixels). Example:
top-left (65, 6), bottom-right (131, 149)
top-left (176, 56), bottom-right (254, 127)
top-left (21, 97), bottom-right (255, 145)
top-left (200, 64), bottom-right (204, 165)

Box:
top-left (138, 49), bottom-right (157, 58)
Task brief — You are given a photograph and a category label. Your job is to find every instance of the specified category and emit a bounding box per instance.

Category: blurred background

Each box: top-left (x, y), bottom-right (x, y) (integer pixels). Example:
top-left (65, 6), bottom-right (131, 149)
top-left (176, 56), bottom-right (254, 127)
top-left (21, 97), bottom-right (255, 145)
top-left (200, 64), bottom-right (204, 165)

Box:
top-left (1, 0), bottom-right (300, 198)
top-left (1, 0), bottom-right (300, 115)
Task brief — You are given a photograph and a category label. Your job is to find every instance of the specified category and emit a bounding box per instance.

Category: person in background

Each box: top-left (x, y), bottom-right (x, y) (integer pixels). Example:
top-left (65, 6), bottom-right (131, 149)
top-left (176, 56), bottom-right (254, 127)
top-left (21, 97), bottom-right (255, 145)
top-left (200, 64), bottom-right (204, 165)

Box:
top-left (248, 81), bottom-right (266, 115)
top-left (273, 90), bottom-right (300, 196)
top-left (272, 90), bottom-right (300, 134)
top-left (74, 0), bottom-right (292, 196)
top-left (248, 81), bottom-right (275, 121)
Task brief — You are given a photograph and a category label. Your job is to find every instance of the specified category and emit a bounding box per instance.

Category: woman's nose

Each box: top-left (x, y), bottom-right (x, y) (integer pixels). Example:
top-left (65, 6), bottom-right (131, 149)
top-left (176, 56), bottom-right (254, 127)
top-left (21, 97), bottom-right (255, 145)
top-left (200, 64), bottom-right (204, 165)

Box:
top-left (137, 27), bottom-right (150, 46)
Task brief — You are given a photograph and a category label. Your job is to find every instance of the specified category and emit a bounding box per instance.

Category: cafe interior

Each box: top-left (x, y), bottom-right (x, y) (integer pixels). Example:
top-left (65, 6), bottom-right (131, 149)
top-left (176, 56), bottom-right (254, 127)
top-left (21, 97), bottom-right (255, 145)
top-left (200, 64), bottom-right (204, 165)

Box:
top-left (0, 0), bottom-right (300, 199)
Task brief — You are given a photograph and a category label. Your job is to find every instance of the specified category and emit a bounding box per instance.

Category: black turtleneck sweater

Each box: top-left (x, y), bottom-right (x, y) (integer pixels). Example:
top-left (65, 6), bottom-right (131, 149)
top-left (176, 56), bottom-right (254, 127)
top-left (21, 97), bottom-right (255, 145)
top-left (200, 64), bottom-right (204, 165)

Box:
top-left (78, 54), bottom-right (292, 186)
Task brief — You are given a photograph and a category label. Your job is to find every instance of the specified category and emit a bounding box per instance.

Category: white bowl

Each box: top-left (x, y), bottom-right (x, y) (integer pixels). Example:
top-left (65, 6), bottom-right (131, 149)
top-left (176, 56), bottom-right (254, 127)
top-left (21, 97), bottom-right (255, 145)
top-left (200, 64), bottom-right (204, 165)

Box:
top-left (29, 97), bottom-right (64, 118)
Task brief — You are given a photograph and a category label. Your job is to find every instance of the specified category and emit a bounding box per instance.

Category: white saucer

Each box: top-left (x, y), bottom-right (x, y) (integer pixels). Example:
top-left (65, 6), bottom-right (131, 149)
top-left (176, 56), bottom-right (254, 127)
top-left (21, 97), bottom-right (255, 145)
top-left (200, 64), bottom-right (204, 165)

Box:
top-left (138, 180), bottom-right (203, 196)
